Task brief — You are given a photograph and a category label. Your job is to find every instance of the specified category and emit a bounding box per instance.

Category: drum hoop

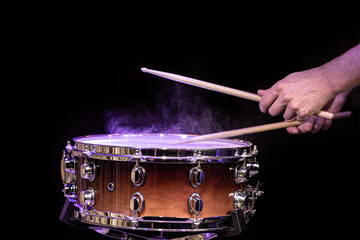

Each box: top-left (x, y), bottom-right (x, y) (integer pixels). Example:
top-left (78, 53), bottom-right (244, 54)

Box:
top-left (72, 204), bottom-right (233, 232)
top-left (72, 133), bottom-right (254, 163)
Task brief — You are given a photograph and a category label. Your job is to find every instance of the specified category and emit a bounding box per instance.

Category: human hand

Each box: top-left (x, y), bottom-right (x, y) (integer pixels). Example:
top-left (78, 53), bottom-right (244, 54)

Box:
top-left (257, 68), bottom-right (353, 134)
top-left (284, 90), bottom-right (350, 134)
top-left (258, 68), bottom-right (337, 122)
top-left (257, 44), bottom-right (359, 133)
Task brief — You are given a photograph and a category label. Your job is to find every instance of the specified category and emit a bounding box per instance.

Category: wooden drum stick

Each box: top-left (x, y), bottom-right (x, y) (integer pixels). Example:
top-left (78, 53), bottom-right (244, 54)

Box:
top-left (141, 67), bottom-right (342, 120)
top-left (171, 121), bottom-right (302, 144)
top-left (171, 111), bottom-right (351, 144)
top-left (142, 67), bottom-right (261, 101)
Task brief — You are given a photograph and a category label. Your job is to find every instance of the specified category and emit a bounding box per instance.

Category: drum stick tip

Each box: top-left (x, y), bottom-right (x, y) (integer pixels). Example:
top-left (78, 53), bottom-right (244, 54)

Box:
top-left (141, 67), bottom-right (148, 72)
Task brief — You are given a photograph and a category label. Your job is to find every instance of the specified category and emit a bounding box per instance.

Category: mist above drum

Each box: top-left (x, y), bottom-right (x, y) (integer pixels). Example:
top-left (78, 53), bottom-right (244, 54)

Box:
top-left (60, 134), bottom-right (263, 240)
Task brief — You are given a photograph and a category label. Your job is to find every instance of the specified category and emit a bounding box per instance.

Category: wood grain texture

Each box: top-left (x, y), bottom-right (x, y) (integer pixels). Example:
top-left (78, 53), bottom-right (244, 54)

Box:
top-left (77, 158), bottom-right (245, 219)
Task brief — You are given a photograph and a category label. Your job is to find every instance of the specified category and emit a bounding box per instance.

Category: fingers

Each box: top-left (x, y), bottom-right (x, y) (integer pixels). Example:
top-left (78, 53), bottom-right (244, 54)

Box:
top-left (294, 110), bottom-right (310, 122)
top-left (323, 119), bottom-right (333, 131)
top-left (311, 117), bottom-right (325, 133)
top-left (258, 89), bottom-right (278, 114)
top-left (283, 106), bottom-right (296, 121)
top-left (258, 85), bottom-right (336, 134)
top-left (286, 126), bottom-right (300, 134)
top-left (286, 116), bottom-right (332, 134)
top-left (268, 99), bottom-right (287, 116)
top-left (286, 117), bottom-right (315, 134)
top-left (298, 117), bottom-right (316, 133)
top-left (258, 89), bottom-right (307, 119)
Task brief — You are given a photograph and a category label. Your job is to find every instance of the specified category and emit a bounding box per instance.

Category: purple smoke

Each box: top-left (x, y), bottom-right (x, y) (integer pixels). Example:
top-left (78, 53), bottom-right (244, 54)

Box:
top-left (104, 83), bottom-right (232, 135)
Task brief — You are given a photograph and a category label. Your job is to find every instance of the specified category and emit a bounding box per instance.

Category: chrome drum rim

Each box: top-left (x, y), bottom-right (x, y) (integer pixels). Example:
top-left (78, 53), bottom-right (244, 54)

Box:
top-left (70, 133), bottom-right (254, 163)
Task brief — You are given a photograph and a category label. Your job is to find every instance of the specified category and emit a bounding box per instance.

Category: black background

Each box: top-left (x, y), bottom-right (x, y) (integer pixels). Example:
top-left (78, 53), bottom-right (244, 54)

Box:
top-left (47, 3), bottom-right (360, 240)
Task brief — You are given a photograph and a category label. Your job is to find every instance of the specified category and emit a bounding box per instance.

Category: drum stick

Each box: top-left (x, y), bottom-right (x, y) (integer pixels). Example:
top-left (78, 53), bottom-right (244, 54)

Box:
top-left (141, 67), bottom-right (339, 120)
top-left (171, 121), bottom-right (302, 144)
top-left (141, 67), bottom-right (261, 102)
top-left (171, 111), bottom-right (352, 144)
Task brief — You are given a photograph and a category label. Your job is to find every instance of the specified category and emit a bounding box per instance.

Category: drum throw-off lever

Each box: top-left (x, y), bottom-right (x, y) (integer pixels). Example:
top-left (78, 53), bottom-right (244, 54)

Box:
top-left (229, 181), bottom-right (264, 222)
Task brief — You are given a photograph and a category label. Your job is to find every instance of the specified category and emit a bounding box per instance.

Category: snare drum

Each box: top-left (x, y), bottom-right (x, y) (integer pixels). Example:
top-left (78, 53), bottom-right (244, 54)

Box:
top-left (60, 134), bottom-right (263, 240)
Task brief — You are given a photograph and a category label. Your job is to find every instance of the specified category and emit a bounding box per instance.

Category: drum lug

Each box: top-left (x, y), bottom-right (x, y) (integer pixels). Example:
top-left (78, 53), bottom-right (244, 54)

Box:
top-left (189, 162), bottom-right (205, 188)
top-left (80, 187), bottom-right (96, 207)
top-left (248, 145), bottom-right (260, 177)
top-left (61, 150), bottom-right (77, 184)
top-left (63, 182), bottom-right (77, 198)
top-left (80, 161), bottom-right (97, 181)
top-left (130, 192), bottom-right (145, 213)
top-left (131, 160), bottom-right (146, 186)
top-left (188, 193), bottom-right (203, 228)
top-left (188, 193), bottom-right (203, 213)
top-left (64, 154), bottom-right (77, 174)
top-left (62, 142), bottom-right (78, 199)
top-left (130, 191), bottom-right (145, 226)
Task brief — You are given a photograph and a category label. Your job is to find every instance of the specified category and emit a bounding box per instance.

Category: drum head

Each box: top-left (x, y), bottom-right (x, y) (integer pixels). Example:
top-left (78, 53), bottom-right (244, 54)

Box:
top-left (72, 133), bottom-right (253, 162)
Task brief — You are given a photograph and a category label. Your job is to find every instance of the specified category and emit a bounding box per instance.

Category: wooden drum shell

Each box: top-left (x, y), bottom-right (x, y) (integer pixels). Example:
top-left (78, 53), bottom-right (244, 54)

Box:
top-left (76, 157), bottom-right (246, 219)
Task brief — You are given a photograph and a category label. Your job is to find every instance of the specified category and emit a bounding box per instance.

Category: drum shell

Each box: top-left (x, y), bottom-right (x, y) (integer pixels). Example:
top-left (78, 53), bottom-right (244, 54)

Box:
top-left (76, 157), bottom-right (247, 219)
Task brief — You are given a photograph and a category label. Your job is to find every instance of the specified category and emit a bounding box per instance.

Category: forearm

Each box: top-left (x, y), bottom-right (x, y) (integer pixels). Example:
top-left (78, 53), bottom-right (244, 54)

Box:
top-left (319, 44), bottom-right (360, 95)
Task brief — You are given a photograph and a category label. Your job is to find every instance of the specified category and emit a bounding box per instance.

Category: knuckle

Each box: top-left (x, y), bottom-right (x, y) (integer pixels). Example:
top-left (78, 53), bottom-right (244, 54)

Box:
top-left (288, 102), bottom-right (299, 112)
top-left (296, 112), bottom-right (308, 121)
top-left (297, 116), bottom-right (306, 122)
top-left (297, 110), bottom-right (308, 119)
top-left (275, 82), bottom-right (287, 92)
top-left (282, 93), bottom-right (292, 102)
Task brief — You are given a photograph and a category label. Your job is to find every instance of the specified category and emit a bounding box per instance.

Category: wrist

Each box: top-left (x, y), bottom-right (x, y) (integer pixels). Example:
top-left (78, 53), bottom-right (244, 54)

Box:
top-left (305, 66), bottom-right (338, 100)
top-left (316, 64), bottom-right (344, 96)
top-left (317, 44), bottom-right (360, 95)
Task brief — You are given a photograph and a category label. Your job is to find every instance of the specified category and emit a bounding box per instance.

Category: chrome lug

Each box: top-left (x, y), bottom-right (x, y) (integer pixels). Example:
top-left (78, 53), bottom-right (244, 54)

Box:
top-left (130, 192), bottom-right (145, 213)
top-left (80, 187), bottom-right (96, 207)
top-left (131, 165), bottom-right (146, 187)
top-left (189, 164), bottom-right (205, 188)
top-left (80, 161), bottom-right (96, 181)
